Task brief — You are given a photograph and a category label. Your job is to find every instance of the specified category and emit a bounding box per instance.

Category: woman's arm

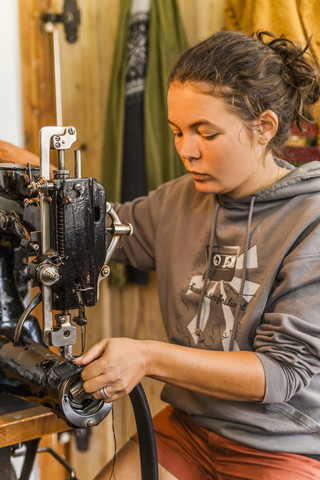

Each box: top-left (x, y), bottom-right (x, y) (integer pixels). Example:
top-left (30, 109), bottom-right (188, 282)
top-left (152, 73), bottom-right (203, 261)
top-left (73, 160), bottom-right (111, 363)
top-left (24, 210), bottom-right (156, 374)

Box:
top-left (74, 337), bottom-right (266, 403)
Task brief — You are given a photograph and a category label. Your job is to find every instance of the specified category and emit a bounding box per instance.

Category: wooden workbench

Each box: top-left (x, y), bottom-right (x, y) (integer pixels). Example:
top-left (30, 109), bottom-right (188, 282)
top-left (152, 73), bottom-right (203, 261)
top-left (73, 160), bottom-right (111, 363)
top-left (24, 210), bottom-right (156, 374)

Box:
top-left (0, 394), bottom-right (70, 480)
top-left (0, 394), bottom-right (69, 449)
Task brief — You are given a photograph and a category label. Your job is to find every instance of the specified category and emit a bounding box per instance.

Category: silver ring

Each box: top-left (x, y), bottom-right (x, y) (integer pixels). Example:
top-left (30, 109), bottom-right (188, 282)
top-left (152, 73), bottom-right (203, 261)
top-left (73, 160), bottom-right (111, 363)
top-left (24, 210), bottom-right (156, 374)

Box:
top-left (100, 386), bottom-right (112, 400)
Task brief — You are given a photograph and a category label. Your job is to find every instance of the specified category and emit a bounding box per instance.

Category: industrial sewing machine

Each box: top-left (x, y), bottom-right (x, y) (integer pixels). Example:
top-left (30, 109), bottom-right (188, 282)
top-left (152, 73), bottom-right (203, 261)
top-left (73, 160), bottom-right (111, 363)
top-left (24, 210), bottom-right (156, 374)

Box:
top-left (0, 127), bottom-right (158, 479)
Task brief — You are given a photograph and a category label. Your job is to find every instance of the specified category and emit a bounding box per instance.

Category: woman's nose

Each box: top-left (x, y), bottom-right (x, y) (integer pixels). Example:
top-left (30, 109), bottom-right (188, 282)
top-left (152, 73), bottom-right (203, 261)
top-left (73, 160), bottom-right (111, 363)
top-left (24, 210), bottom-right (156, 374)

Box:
top-left (178, 136), bottom-right (201, 161)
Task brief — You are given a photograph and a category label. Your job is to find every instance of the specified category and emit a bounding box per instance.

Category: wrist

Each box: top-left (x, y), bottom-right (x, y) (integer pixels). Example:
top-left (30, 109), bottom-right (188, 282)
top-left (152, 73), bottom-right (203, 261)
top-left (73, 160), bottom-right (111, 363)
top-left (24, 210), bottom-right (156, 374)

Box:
top-left (142, 340), bottom-right (159, 377)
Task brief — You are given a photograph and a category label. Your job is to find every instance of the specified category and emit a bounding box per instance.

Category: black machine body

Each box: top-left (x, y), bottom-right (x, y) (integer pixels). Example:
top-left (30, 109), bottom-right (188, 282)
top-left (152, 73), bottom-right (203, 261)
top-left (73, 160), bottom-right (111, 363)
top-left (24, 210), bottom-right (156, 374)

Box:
top-left (0, 126), bottom-right (132, 429)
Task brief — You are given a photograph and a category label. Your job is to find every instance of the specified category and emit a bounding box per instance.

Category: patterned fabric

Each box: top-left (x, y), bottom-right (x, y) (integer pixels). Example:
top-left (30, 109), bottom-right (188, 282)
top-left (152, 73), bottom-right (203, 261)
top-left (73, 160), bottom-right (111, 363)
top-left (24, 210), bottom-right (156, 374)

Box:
top-left (102, 0), bottom-right (188, 202)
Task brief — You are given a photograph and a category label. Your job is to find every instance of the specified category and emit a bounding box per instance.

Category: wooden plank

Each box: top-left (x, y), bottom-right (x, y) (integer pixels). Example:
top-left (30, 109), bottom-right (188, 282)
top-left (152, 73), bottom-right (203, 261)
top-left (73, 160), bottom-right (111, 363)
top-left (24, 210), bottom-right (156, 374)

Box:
top-left (19, 0), bottom-right (57, 155)
top-left (58, 0), bottom-right (121, 180)
top-left (0, 405), bottom-right (69, 448)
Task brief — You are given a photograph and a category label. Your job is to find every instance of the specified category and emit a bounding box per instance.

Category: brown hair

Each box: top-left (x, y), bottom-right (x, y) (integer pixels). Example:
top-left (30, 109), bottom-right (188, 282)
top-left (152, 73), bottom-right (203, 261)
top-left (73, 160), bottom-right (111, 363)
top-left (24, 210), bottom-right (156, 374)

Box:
top-left (168, 30), bottom-right (320, 155)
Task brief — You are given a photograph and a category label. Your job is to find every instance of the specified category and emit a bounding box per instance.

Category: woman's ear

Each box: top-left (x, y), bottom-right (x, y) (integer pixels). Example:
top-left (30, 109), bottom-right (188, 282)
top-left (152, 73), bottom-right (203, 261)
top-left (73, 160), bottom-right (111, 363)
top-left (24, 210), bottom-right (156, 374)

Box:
top-left (253, 110), bottom-right (278, 145)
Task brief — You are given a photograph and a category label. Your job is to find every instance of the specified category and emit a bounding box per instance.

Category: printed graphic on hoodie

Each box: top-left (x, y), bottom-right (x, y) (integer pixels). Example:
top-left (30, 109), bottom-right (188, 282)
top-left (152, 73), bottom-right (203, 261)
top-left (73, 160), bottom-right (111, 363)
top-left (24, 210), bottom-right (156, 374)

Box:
top-left (184, 245), bottom-right (260, 350)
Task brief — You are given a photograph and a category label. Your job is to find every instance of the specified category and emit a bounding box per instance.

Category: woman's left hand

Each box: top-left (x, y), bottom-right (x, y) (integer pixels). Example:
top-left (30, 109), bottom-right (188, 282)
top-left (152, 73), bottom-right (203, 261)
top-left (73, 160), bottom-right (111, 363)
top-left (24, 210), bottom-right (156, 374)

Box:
top-left (73, 337), bottom-right (148, 402)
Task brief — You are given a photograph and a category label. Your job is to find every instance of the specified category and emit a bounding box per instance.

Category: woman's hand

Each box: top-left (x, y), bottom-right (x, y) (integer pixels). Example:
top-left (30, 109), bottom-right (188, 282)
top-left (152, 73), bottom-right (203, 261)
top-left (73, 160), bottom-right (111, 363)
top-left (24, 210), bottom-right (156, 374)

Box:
top-left (73, 338), bottom-right (148, 402)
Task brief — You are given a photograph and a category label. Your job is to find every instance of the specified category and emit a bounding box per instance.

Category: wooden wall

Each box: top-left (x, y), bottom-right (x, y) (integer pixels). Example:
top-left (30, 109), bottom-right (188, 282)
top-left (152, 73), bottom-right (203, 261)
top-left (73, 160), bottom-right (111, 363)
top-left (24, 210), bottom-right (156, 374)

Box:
top-left (18, 1), bottom-right (225, 478)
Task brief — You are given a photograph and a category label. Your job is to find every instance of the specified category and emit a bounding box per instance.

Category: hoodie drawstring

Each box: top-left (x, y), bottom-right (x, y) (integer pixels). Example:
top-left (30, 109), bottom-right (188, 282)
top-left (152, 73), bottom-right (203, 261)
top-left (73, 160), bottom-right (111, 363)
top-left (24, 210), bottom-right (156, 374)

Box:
top-left (229, 195), bottom-right (256, 351)
top-left (195, 198), bottom-right (218, 337)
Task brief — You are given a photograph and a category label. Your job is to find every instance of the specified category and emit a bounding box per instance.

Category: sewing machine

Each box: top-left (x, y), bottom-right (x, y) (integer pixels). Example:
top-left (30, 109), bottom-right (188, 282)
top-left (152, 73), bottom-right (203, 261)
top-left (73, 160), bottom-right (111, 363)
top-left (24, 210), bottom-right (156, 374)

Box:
top-left (0, 127), bottom-right (158, 479)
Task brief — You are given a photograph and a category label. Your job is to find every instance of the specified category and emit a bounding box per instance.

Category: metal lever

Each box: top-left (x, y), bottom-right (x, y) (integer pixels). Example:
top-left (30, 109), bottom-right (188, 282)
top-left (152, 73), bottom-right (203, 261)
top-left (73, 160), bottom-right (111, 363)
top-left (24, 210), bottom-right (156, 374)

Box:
top-left (42, 0), bottom-right (80, 43)
top-left (98, 203), bottom-right (133, 285)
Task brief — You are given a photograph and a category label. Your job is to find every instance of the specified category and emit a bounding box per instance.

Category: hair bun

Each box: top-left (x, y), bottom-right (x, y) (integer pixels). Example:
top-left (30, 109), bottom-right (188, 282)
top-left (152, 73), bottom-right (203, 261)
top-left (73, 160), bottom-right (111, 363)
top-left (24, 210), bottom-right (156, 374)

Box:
top-left (256, 31), bottom-right (320, 122)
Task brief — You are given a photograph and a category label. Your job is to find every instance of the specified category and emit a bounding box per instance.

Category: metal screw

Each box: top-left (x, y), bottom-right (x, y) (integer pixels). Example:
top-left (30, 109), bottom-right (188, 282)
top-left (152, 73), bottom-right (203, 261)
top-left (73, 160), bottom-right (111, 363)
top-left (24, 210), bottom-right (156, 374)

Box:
top-left (63, 196), bottom-right (71, 205)
top-left (87, 420), bottom-right (94, 427)
top-left (68, 127), bottom-right (76, 135)
top-left (55, 142), bottom-right (61, 148)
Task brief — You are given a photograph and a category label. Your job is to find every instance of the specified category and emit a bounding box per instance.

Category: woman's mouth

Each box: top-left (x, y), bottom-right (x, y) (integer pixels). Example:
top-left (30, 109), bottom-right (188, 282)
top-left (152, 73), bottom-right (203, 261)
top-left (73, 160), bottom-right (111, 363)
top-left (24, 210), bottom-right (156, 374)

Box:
top-left (189, 171), bottom-right (210, 180)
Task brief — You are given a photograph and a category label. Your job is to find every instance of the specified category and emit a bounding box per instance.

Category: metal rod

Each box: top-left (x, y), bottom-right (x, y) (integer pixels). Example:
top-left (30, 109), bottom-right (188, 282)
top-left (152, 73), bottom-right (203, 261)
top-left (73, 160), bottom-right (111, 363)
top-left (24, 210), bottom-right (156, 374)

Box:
top-left (53, 27), bottom-right (63, 126)
top-left (58, 149), bottom-right (65, 170)
top-left (74, 150), bottom-right (81, 178)
top-left (13, 291), bottom-right (42, 343)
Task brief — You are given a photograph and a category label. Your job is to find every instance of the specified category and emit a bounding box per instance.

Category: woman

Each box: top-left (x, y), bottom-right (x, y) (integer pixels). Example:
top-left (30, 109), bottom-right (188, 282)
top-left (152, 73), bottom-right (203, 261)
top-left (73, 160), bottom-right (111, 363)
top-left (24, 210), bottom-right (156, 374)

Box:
top-left (75, 31), bottom-right (320, 479)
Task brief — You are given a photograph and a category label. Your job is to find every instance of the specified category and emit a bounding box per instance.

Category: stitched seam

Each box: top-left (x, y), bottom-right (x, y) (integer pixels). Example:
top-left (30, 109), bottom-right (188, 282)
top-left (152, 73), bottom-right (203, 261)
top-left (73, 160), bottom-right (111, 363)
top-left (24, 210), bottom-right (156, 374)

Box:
top-left (282, 253), bottom-right (320, 267)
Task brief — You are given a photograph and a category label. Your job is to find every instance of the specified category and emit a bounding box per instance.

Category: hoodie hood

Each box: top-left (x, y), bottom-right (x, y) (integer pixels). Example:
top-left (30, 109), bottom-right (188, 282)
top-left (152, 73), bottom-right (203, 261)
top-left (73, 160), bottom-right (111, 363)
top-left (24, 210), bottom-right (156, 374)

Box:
top-left (219, 160), bottom-right (320, 206)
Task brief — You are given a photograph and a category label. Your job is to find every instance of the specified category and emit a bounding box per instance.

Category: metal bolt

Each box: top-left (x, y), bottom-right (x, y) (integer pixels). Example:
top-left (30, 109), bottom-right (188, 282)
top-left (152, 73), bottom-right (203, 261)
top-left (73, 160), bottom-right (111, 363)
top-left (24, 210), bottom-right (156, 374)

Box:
top-left (43, 21), bottom-right (54, 33)
top-left (38, 266), bottom-right (59, 286)
top-left (87, 420), bottom-right (95, 427)
top-left (30, 243), bottom-right (39, 252)
top-left (68, 127), bottom-right (76, 135)
top-left (55, 142), bottom-right (61, 148)
top-left (101, 266), bottom-right (110, 277)
top-left (63, 196), bottom-right (71, 205)
top-left (55, 136), bottom-right (61, 141)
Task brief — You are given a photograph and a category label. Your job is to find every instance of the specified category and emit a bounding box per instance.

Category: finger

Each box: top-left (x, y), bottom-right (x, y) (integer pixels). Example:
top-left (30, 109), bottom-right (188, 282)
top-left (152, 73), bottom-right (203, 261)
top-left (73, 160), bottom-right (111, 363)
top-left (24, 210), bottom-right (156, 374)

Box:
top-left (92, 383), bottom-right (136, 403)
top-left (81, 357), bottom-right (108, 382)
top-left (93, 385), bottom-right (114, 402)
top-left (73, 339), bottom-right (108, 365)
top-left (83, 373), bottom-right (113, 394)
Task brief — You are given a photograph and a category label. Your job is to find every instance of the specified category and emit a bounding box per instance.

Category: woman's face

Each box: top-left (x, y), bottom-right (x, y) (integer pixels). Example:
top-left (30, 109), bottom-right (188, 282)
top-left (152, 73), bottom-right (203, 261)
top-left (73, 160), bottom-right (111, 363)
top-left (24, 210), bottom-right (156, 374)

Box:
top-left (167, 81), bottom-right (271, 199)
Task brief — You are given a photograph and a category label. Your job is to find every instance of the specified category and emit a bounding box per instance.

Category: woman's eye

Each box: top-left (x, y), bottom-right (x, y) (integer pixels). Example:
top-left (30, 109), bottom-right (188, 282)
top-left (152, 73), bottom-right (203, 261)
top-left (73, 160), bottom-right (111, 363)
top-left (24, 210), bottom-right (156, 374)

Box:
top-left (201, 133), bottom-right (218, 140)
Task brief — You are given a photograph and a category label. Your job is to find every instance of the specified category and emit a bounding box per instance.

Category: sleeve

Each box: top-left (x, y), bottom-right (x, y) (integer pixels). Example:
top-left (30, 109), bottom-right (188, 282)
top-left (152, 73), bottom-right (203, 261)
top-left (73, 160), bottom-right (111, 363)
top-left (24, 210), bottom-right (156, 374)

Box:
top-left (110, 183), bottom-right (167, 271)
top-left (254, 224), bottom-right (320, 404)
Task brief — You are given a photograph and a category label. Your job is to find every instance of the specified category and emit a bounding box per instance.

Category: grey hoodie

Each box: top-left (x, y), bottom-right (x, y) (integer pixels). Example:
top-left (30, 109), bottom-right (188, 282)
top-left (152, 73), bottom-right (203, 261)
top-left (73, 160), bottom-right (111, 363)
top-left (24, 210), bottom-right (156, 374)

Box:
top-left (114, 160), bottom-right (320, 454)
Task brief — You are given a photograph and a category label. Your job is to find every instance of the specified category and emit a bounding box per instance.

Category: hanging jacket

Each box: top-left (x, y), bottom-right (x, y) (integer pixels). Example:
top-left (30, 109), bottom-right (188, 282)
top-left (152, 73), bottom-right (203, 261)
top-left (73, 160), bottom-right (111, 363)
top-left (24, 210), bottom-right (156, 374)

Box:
top-left (102, 0), bottom-right (187, 202)
top-left (113, 159), bottom-right (320, 454)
